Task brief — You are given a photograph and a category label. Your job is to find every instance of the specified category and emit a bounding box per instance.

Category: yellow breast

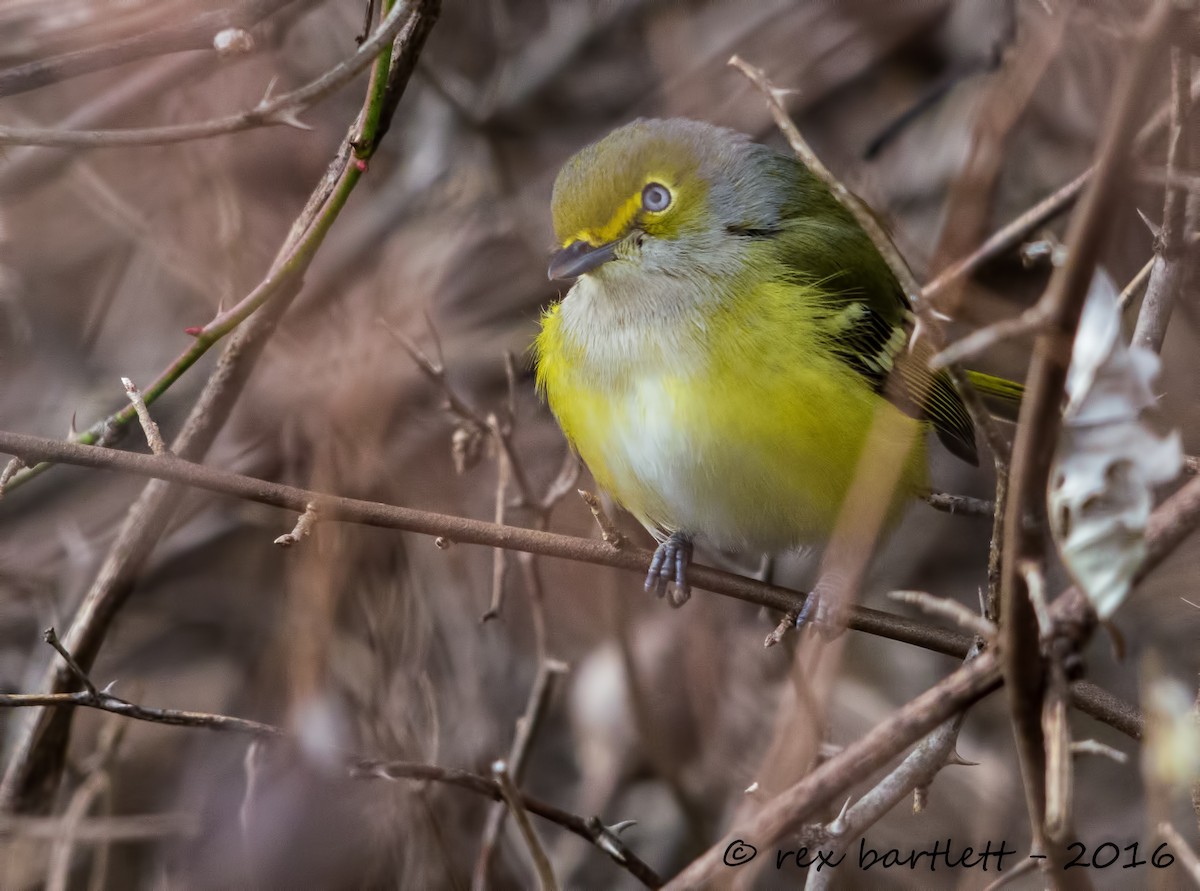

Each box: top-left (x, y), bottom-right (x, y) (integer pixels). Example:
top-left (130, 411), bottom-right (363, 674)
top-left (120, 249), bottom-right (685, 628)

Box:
top-left (535, 276), bottom-right (930, 551)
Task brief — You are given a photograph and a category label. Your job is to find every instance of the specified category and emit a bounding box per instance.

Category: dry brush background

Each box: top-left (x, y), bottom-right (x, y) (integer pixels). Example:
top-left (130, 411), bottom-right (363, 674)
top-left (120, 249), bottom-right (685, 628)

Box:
top-left (0, 0), bottom-right (1199, 889)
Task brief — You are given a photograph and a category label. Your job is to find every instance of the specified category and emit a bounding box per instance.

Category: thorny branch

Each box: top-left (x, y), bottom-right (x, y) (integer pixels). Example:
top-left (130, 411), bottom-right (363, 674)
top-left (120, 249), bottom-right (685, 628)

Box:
top-left (0, 0), bottom-right (298, 99)
top-left (0, 427), bottom-right (1157, 743)
top-left (0, 687), bottom-right (661, 887)
top-left (0, 0), bottom-right (417, 148)
top-left (998, 2), bottom-right (1180, 880)
top-left (664, 465), bottom-right (1200, 888)
top-left (0, 0), bottom-right (442, 814)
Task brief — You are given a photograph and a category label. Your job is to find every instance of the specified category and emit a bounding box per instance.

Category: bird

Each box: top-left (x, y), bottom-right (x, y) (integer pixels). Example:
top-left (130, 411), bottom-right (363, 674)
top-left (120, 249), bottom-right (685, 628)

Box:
top-left (534, 117), bottom-right (1016, 613)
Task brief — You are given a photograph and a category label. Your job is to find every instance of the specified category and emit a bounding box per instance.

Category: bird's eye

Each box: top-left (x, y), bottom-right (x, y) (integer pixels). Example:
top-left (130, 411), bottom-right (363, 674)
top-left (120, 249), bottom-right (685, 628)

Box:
top-left (641, 182), bottom-right (671, 212)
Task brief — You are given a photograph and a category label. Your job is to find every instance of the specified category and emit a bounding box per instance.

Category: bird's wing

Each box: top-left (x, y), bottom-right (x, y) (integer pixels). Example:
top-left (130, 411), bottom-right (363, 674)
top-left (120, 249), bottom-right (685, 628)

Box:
top-left (769, 188), bottom-right (980, 465)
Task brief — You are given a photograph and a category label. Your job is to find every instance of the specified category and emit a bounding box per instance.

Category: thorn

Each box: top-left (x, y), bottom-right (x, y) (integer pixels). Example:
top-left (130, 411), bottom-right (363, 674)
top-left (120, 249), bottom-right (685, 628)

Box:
top-left (184, 326), bottom-right (203, 337)
top-left (479, 608), bottom-right (498, 623)
top-left (744, 781), bottom-right (759, 794)
top-left (260, 75), bottom-right (280, 104)
top-left (265, 107), bottom-right (312, 131)
top-left (101, 680), bottom-right (117, 694)
top-left (946, 748), bottom-right (980, 767)
top-left (1136, 208), bottom-right (1160, 238)
top-left (68, 412), bottom-right (78, 440)
top-left (827, 795), bottom-right (853, 836)
top-left (607, 820), bottom-right (637, 835)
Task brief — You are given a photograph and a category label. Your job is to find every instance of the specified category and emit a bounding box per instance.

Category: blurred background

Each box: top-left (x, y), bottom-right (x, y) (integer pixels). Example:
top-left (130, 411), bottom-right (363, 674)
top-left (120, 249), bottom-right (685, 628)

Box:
top-left (0, 0), bottom-right (1198, 887)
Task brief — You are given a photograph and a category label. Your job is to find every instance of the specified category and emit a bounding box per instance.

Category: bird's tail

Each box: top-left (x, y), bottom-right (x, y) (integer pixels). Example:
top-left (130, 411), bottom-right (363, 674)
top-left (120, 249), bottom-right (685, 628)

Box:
top-left (964, 370), bottom-right (1023, 421)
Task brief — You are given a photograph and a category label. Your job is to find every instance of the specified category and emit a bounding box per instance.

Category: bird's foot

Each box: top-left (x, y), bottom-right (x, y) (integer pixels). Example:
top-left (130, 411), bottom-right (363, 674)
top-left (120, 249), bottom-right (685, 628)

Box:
top-left (645, 532), bottom-right (693, 607)
top-left (793, 575), bottom-right (848, 638)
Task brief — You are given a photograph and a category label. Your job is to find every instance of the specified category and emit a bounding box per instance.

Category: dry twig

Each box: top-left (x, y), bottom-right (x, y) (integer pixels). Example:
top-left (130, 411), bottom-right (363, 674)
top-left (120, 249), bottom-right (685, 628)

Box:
top-left (0, 0), bottom-right (417, 148)
top-left (0, 427), bottom-right (1152, 740)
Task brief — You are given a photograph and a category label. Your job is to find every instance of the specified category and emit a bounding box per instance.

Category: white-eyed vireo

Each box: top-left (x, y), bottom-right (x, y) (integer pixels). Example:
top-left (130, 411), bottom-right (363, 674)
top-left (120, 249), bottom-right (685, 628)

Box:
top-left (535, 118), bottom-right (1017, 608)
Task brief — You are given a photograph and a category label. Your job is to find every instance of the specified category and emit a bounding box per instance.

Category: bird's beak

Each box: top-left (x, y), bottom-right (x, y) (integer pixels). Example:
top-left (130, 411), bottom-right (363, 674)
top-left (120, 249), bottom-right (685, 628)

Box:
top-left (547, 239), bottom-right (618, 281)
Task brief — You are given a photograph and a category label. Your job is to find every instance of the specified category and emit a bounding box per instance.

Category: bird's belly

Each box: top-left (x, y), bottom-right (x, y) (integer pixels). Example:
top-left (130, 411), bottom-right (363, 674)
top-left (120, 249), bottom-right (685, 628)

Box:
top-left (583, 371), bottom-right (910, 551)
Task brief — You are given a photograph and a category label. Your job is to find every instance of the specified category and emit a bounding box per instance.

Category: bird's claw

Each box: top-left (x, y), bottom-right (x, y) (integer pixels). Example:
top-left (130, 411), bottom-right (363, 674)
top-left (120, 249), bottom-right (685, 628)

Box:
top-left (793, 582), bottom-right (847, 639)
top-left (645, 532), bottom-right (693, 606)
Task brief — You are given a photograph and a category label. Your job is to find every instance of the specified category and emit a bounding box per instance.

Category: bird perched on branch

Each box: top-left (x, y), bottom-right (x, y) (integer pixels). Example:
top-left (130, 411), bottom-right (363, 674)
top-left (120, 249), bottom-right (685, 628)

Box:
top-left (534, 118), bottom-right (1017, 615)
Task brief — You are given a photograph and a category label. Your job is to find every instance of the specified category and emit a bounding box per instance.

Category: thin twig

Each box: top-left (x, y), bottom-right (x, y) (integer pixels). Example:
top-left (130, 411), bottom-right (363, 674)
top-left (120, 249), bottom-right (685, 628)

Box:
top-left (43, 627), bottom-right (97, 697)
top-left (1118, 256), bottom-right (1157, 310)
top-left (0, 426), bottom-right (1164, 743)
top-left (1069, 739), bottom-right (1128, 763)
top-left (1000, 0), bottom-right (1178, 872)
top-left (121, 378), bottom-right (168, 455)
top-left (0, 690), bottom-right (284, 736)
top-left (578, 489), bottom-right (625, 547)
top-left (804, 710), bottom-right (970, 891)
top-left (0, 0), bottom-right (297, 99)
top-left (48, 770), bottom-right (112, 891)
top-left (1158, 822), bottom-right (1200, 883)
top-left (663, 470), bottom-right (1200, 889)
top-left (0, 686), bottom-right (658, 886)
top-left (930, 305), bottom-right (1051, 370)
top-left (492, 761), bottom-right (560, 891)
top-left (274, 502), bottom-right (319, 547)
top-left (923, 492), bottom-right (995, 518)
top-left (887, 591), bottom-right (996, 641)
top-left (729, 55), bottom-right (923, 310)
top-left (358, 760), bottom-right (662, 888)
top-left (0, 1), bottom-right (441, 813)
top-left (0, 455), bottom-right (26, 498)
top-left (923, 62), bottom-right (1200, 305)
top-left (482, 424), bottom-right (512, 622)
top-left (0, 1), bottom-right (417, 148)
top-left (1133, 49), bottom-right (1197, 354)
top-left (0, 812), bottom-right (199, 842)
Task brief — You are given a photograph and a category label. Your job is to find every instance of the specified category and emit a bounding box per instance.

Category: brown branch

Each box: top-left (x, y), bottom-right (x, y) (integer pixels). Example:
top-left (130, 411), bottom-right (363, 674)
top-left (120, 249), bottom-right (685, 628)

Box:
top-left (0, 0), bottom-right (298, 99)
top-left (0, 428), bottom-right (1156, 742)
top-left (0, 812), bottom-right (199, 842)
top-left (0, 686), bottom-right (659, 886)
top-left (0, 429), bottom-right (970, 659)
top-left (1133, 49), bottom-right (1197, 353)
top-left (493, 761), bottom-right (559, 891)
top-left (358, 760), bottom-right (662, 888)
top-left (930, 305), bottom-right (1052, 370)
top-left (803, 710), bottom-right (970, 891)
top-left (1000, 1), bottom-right (1178, 876)
top-left (0, 690), bottom-right (285, 737)
top-left (923, 58), bottom-right (1200, 306)
top-left (887, 591), bottom-right (996, 641)
top-left (0, 0), bottom-right (416, 148)
top-left (274, 502), bottom-right (319, 547)
top-left (121, 378), bottom-right (168, 456)
top-left (578, 489), bottom-right (626, 547)
top-left (0, 1), bottom-right (440, 814)
top-left (729, 55), bottom-right (924, 311)
top-left (922, 491), bottom-right (995, 518)
top-left (1158, 822), bottom-right (1200, 883)
top-left (664, 470), bottom-right (1200, 888)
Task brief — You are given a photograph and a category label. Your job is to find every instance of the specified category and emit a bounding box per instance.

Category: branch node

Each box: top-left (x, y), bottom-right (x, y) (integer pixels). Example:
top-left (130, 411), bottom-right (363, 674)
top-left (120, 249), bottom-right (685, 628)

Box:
top-left (887, 590), bottom-right (997, 641)
top-left (43, 627), bottom-right (97, 697)
top-left (0, 456), bottom-right (26, 499)
top-left (764, 609), bottom-right (801, 647)
top-left (121, 377), bottom-right (169, 456)
top-left (577, 489), bottom-right (624, 547)
top-left (274, 502), bottom-right (319, 547)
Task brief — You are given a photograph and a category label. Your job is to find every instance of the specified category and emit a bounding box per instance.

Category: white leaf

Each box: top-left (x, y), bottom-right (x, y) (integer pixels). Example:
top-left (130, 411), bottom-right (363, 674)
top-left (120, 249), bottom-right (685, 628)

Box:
top-left (1048, 270), bottom-right (1182, 619)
